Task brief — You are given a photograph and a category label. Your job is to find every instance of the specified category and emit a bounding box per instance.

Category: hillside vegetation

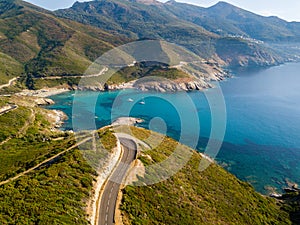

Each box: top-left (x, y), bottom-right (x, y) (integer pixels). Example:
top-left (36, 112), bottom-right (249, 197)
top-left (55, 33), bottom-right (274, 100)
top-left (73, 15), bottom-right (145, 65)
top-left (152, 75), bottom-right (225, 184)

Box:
top-left (1, 0), bottom-right (296, 89)
top-left (119, 126), bottom-right (292, 224)
top-left (0, 0), bottom-right (217, 90)
top-left (0, 0), bottom-right (127, 82)
top-left (0, 96), bottom-right (120, 224)
top-left (0, 98), bottom-right (296, 224)
top-left (56, 0), bottom-right (291, 67)
top-left (107, 62), bottom-right (190, 85)
top-left (0, 52), bottom-right (23, 84)
top-left (164, 1), bottom-right (300, 42)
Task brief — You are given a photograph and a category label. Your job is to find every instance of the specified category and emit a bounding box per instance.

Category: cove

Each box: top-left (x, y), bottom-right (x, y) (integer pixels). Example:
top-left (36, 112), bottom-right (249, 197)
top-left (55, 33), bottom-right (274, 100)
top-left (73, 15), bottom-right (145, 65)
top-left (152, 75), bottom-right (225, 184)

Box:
top-left (47, 63), bottom-right (300, 194)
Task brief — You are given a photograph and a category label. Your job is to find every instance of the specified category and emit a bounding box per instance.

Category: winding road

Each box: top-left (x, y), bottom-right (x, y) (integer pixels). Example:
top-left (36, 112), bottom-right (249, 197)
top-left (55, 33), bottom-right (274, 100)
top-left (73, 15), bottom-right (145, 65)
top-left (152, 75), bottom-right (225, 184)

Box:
top-left (98, 138), bottom-right (137, 225)
top-left (0, 77), bottom-right (19, 90)
top-left (0, 105), bottom-right (17, 116)
top-left (40, 67), bottom-right (108, 80)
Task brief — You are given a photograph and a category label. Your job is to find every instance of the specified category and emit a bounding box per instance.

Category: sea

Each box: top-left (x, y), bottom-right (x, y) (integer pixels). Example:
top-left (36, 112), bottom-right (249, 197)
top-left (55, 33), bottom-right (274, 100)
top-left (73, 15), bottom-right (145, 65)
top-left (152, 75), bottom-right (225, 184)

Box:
top-left (46, 63), bottom-right (300, 194)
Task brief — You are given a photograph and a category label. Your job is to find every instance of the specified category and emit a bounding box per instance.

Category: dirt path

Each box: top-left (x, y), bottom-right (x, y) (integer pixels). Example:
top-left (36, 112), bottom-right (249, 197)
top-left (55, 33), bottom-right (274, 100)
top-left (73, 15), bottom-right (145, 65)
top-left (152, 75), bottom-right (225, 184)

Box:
top-left (0, 136), bottom-right (92, 186)
top-left (0, 108), bottom-right (35, 146)
top-left (17, 108), bottom-right (35, 137)
top-left (0, 77), bottom-right (19, 90)
top-left (41, 67), bottom-right (108, 80)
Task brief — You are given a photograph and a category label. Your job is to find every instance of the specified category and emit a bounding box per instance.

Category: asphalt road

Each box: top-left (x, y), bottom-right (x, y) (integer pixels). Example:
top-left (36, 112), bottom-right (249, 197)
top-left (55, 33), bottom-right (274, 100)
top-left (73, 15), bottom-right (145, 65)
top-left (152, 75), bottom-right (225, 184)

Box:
top-left (0, 105), bottom-right (17, 116)
top-left (98, 138), bottom-right (137, 225)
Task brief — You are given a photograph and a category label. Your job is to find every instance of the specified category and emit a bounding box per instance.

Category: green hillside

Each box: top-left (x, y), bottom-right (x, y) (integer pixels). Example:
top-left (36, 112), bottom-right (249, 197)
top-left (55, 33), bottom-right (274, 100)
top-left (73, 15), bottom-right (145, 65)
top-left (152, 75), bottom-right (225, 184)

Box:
top-left (0, 0), bottom-right (127, 81)
top-left (56, 0), bottom-right (288, 67)
top-left (0, 96), bottom-right (118, 224)
top-left (0, 97), bottom-right (296, 224)
top-left (0, 52), bottom-right (23, 84)
top-left (119, 126), bottom-right (292, 224)
top-left (0, 0), bottom-right (293, 89)
top-left (164, 1), bottom-right (300, 43)
top-left (56, 0), bottom-right (217, 60)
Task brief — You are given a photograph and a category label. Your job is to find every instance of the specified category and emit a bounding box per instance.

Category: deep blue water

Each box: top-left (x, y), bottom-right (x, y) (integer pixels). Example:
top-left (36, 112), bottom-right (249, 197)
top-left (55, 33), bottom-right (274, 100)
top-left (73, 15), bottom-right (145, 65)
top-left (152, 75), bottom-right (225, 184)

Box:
top-left (47, 63), bottom-right (300, 194)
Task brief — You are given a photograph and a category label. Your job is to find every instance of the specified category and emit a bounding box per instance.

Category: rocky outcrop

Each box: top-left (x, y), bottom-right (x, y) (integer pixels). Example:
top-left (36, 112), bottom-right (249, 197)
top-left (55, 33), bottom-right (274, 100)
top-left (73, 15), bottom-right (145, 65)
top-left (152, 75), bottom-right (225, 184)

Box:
top-left (111, 117), bottom-right (144, 126)
top-left (47, 110), bottom-right (68, 129)
top-left (75, 61), bottom-right (231, 93)
top-left (76, 80), bottom-right (136, 91)
top-left (133, 79), bottom-right (213, 92)
top-left (34, 98), bottom-right (55, 105)
top-left (76, 79), bottom-right (216, 92)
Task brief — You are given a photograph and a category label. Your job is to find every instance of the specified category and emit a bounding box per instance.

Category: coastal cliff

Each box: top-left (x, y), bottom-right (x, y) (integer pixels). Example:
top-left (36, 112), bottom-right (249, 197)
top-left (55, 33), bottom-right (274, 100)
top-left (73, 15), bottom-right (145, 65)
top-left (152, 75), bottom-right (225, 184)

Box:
top-left (75, 78), bottom-right (215, 92)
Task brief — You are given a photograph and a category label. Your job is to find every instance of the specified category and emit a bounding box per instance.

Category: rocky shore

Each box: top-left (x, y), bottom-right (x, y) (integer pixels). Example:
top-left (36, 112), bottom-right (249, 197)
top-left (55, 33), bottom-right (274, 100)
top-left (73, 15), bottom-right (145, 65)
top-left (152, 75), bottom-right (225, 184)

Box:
top-left (133, 78), bottom-right (214, 92)
top-left (47, 110), bottom-right (68, 129)
top-left (33, 98), bottom-right (55, 106)
top-left (16, 88), bottom-right (69, 98)
top-left (75, 77), bottom-right (226, 92)
top-left (111, 117), bottom-right (144, 126)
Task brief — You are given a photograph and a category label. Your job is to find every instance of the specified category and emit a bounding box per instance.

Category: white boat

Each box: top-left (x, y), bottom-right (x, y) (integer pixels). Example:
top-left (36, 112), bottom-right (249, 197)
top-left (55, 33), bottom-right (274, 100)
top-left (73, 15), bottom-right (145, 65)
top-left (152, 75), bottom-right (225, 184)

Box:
top-left (139, 98), bottom-right (145, 105)
top-left (127, 98), bottom-right (134, 102)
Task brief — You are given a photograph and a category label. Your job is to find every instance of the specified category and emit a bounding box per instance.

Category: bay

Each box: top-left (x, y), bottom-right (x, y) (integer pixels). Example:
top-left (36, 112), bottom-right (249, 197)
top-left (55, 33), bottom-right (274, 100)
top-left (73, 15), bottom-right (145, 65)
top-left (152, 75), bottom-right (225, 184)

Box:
top-left (47, 63), bottom-right (300, 194)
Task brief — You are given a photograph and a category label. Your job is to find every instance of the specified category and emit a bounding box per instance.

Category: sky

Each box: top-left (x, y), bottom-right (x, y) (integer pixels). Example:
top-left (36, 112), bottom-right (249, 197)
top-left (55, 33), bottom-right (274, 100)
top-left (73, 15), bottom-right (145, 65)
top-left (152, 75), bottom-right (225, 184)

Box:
top-left (26, 0), bottom-right (300, 22)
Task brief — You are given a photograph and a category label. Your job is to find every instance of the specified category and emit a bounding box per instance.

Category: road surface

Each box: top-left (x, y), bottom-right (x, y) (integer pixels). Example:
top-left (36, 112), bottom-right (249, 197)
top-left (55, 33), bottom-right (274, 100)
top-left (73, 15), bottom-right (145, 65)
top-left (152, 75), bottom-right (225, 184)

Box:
top-left (98, 138), bottom-right (137, 225)
top-left (0, 77), bottom-right (19, 90)
top-left (40, 67), bottom-right (108, 80)
top-left (0, 105), bottom-right (17, 116)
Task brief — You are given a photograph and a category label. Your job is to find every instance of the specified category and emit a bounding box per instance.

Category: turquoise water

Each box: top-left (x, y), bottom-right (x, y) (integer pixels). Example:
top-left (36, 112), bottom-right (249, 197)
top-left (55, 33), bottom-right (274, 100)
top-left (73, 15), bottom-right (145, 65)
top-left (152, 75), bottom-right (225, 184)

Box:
top-left (47, 63), bottom-right (300, 194)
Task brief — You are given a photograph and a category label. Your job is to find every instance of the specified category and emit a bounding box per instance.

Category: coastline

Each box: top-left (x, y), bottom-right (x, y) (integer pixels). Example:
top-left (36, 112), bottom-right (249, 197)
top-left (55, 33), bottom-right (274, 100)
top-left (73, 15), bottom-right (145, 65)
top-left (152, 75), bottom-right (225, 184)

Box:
top-left (24, 62), bottom-right (300, 197)
top-left (16, 88), bottom-right (70, 98)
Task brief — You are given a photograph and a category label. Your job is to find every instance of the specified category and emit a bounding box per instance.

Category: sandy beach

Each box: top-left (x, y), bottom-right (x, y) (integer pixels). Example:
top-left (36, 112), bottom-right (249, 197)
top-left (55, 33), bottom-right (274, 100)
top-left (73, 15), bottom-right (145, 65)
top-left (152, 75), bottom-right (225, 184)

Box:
top-left (16, 88), bottom-right (70, 98)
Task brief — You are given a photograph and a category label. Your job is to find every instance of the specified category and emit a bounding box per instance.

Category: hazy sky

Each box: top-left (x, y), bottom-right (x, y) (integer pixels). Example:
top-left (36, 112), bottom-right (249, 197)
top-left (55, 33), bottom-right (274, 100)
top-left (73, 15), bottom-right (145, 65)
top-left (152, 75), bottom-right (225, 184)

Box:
top-left (26, 0), bottom-right (300, 22)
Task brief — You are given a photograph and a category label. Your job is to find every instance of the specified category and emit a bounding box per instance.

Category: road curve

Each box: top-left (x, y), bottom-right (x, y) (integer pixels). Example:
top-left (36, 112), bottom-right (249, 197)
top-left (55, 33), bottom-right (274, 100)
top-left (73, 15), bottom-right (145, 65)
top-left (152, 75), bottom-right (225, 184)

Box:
top-left (98, 138), bottom-right (137, 225)
top-left (0, 105), bottom-right (17, 116)
top-left (0, 77), bottom-right (19, 90)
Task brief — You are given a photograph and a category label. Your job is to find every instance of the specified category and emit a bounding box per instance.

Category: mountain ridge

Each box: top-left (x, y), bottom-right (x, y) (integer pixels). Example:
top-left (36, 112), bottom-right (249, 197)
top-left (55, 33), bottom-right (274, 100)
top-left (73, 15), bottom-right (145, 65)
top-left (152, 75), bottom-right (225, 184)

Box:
top-left (0, 0), bottom-right (128, 84)
top-left (0, 0), bottom-right (299, 89)
top-left (55, 0), bottom-right (290, 68)
top-left (164, 0), bottom-right (300, 42)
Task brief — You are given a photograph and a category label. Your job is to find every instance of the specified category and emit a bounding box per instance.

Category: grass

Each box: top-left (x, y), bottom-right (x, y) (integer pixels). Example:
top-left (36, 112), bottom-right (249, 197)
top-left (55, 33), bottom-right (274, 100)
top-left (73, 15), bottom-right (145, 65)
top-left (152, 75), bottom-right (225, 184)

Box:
top-left (0, 99), bottom-right (120, 224)
top-left (0, 98), bottom-right (96, 224)
top-left (98, 129), bottom-right (117, 152)
top-left (107, 64), bottom-right (190, 85)
top-left (0, 149), bottom-right (94, 225)
top-left (0, 52), bottom-right (23, 85)
top-left (0, 0), bottom-right (128, 84)
top-left (0, 106), bottom-right (77, 181)
top-left (0, 98), bottom-right (8, 108)
top-left (120, 126), bottom-right (292, 225)
top-left (31, 77), bottom-right (80, 90)
top-left (0, 106), bottom-right (31, 142)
